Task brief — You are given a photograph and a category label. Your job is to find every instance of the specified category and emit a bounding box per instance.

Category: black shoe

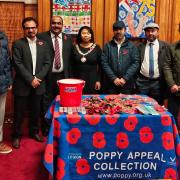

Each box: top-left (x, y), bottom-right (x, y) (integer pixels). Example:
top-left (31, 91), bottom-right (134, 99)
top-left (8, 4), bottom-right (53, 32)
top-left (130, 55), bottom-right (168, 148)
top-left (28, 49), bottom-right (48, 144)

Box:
top-left (30, 134), bottom-right (44, 142)
top-left (12, 138), bottom-right (20, 149)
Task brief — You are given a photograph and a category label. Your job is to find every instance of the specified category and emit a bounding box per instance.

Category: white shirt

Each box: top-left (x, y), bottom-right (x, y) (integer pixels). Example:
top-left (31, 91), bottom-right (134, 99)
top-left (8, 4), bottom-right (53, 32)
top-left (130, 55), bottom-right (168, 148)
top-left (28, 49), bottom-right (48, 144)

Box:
top-left (27, 37), bottom-right (37, 75)
top-left (50, 32), bottom-right (63, 72)
top-left (114, 37), bottom-right (125, 58)
top-left (140, 39), bottom-right (160, 78)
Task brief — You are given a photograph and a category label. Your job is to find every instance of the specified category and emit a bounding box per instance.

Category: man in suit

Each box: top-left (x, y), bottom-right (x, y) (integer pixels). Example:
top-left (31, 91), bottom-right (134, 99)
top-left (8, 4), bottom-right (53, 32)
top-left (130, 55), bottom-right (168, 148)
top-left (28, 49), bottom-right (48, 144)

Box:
top-left (38, 16), bottom-right (73, 136)
top-left (136, 22), bottom-right (170, 105)
top-left (12, 17), bottom-right (51, 148)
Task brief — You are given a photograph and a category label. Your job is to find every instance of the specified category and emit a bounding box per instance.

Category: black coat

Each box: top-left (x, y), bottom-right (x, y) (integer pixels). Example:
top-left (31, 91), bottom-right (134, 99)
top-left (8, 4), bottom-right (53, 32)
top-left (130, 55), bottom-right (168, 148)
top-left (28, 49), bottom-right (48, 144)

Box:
top-left (12, 37), bottom-right (51, 96)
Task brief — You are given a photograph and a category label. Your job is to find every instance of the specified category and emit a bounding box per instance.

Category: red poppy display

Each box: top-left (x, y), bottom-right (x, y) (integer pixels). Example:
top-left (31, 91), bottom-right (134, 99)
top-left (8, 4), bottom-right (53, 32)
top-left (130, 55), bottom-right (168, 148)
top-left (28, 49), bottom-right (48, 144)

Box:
top-left (84, 115), bottom-right (101, 125)
top-left (164, 168), bottom-right (177, 180)
top-left (44, 144), bottom-right (53, 163)
top-left (76, 158), bottom-right (90, 175)
top-left (162, 132), bottom-right (175, 150)
top-left (124, 116), bottom-right (138, 131)
top-left (56, 158), bottom-right (66, 180)
top-left (105, 114), bottom-right (119, 125)
top-left (116, 132), bottom-right (129, 149)
top-left (139, 127), bottom-right (154, 143)
top-left (67, 114), bottom-right (81, 124)
top-left (66, 128), bottom-right (81, 144)
top-left (161, 114), bottom-right (172, 126)
top-left (93, 132), bottom-right (106, 149)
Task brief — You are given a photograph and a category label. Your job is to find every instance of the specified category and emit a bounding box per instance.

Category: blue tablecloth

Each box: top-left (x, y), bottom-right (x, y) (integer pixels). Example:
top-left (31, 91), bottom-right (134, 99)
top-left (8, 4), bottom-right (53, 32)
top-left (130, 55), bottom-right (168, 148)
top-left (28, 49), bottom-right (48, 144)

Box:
top-left (43, 95), bottom-right (180, 180)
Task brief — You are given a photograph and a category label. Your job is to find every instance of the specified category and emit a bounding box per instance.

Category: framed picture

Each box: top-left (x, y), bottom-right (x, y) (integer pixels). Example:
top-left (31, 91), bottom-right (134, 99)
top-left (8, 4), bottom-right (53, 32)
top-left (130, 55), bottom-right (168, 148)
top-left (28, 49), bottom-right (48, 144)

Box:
top-left (118, 0), bottom-right (156, 38)
top-left (52, 0), bottom-right (92, 34)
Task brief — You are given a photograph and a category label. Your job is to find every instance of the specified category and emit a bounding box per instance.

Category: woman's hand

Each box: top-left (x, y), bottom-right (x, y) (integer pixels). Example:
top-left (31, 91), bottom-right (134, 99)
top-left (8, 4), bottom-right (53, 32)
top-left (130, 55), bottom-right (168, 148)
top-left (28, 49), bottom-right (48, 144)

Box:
top-left (95, 81), bottom-right (101, 90)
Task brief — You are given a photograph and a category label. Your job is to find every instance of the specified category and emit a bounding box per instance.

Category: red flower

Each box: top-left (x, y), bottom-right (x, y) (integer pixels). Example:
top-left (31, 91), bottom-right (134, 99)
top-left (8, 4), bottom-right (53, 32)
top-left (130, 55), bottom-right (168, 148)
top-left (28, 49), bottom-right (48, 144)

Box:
top-left (54, 119), bottom-right (61, 138)
top-left (139, 127), bottom-right (154, 143)
top-left (161, 114), bottom-right (172, 126)
top-left (93, 132), bottom-right (106, 149)
top-left (76, 158), bottom-right (90, 175)
top-left (124, 116), bottom-right (138, 131)
top-left (53, 140), bottom-right (58, 156)
top-left (37, 41), bottom-right (44, 45)
top-left (176, 143), bottom-right (180, 157)
top-left (66, 128), bottom-right (81, 144)
top-left (44, 144), bottom-right (53, 163)
top-left (84, 115), bottom-right (101, 125)
top-left (116, 132), bottom-right (129, 149)
top-left (56, 158), bottom-right (65, 180)
top-left (105, 114), bottom-right (119, 125)
top-left (162, 132), bottom-right (174, 150)
top-left (67, 114), bottom-right (81, 124)
top-left (164, 168), bottom-right (177, 180)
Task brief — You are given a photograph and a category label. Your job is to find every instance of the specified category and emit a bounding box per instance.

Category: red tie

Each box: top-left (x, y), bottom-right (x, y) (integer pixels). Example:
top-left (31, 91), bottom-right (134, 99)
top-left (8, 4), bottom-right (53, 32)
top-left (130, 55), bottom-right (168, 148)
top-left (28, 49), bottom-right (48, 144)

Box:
top-left (54, 36), bottom-right (61, 69)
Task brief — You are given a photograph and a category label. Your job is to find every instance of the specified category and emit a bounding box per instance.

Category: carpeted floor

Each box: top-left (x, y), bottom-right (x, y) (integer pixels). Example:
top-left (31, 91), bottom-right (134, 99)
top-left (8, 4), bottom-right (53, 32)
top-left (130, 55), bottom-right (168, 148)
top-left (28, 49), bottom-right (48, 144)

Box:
top-left (0, 123), bottom-right (49, 180)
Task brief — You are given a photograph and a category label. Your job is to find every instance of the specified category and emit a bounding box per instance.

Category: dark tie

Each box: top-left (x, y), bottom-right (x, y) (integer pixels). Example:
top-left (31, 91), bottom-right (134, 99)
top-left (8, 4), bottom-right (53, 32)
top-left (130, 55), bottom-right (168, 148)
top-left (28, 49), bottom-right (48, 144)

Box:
top-left (54, 36), bottom-right (61, 69)
top-left (149, 43), bottom-right (154, 78)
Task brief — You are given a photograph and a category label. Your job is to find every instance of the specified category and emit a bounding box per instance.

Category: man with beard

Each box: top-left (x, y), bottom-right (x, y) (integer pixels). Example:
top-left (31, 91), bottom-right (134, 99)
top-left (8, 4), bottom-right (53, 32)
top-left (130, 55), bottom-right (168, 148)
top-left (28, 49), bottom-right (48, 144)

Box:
top-left (12, 17), bottom-right (51, 148)
top-left (136, 23), bottom-right (170, 105)
top-left (101, 21), bottom-right (140, 94)
top-left (37, 16), bottom-right (73, 136)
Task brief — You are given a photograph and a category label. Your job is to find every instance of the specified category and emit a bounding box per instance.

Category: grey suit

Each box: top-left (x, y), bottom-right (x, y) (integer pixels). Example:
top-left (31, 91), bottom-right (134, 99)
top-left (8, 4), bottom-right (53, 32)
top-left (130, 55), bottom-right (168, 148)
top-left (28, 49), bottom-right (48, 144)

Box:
top-left (12, 37), bottom-right (51, 137)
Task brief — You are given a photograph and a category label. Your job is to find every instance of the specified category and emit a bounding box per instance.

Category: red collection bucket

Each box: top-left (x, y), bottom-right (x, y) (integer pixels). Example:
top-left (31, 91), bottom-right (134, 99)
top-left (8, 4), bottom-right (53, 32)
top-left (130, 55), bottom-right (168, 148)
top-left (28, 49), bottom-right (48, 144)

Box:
top-left (57, 79), bottom-right (85, 107)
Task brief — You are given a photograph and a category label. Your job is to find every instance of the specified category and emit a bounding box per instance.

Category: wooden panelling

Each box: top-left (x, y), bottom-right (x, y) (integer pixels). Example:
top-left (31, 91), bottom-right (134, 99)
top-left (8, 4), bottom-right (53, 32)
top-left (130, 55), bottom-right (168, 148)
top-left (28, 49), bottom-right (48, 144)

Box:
top-left (91, 0), bottom-right (104, 48)
top-left (24, 4), bottom-right (37, 18)
top-left (103, 0), bottom-right (117, 45)
top-left (38, 0), bottom-right (51, 32)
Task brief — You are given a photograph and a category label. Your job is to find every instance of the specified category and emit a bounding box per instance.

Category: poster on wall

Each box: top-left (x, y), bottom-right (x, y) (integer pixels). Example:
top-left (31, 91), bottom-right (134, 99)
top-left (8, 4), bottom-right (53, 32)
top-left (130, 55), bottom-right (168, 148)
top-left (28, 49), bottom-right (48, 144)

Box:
top-left (118, 0), bottom-right (156, 38)
top-left (52, 0), bottom-right (92, 34)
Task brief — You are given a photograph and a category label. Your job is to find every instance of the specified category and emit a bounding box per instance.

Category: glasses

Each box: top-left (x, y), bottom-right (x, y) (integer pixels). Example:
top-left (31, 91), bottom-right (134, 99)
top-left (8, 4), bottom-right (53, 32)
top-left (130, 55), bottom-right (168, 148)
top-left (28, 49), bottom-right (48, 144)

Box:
top-left (24, 27), bottom-right (37, 30)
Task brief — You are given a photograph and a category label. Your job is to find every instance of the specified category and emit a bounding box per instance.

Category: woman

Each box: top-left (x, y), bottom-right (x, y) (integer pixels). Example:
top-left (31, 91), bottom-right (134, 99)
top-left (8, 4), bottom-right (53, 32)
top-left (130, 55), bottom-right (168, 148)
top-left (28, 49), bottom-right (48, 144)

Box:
top-left (72, 26), bottom-right (102, 94)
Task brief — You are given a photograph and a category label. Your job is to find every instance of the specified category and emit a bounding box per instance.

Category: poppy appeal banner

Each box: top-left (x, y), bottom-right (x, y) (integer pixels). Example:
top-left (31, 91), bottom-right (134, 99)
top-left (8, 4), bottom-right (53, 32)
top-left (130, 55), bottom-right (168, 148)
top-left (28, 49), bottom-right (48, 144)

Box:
top-left (52, 0), bottom-right (91, 34)
top-left (118, 0), bottom-right (156, 38)
top-left (44, 95), bottom-right (180, 180)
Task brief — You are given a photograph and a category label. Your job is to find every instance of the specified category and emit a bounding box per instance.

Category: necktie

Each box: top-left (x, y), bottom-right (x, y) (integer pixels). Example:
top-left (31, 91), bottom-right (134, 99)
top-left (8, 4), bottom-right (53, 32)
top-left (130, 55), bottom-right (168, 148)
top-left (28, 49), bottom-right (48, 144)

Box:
top-left (54, 36), bottom-right (61, 69)
top-left (149, 43), bottom-right (154, 78)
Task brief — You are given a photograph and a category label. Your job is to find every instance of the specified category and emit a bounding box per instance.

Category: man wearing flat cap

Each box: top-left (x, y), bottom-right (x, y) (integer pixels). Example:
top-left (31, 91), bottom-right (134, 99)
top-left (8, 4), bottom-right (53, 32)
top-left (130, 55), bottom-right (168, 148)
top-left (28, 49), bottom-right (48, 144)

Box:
top-left (101, 21), bottom-right (140, 94)
top-left (136, 22), bottom-right (170, 105)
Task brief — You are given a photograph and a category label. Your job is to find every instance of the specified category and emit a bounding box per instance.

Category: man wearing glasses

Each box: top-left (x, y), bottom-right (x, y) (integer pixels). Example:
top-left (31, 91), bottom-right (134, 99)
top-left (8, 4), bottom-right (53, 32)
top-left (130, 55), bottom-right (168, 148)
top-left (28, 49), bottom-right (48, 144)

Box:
top-left (12, 17), bottom-right (51, 148)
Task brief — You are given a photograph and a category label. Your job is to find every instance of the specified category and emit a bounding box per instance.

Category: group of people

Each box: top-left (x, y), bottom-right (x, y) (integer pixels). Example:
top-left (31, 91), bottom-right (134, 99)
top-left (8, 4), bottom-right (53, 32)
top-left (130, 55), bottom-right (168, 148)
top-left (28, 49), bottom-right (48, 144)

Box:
top-left (0, 15), bottom-right (180, 153)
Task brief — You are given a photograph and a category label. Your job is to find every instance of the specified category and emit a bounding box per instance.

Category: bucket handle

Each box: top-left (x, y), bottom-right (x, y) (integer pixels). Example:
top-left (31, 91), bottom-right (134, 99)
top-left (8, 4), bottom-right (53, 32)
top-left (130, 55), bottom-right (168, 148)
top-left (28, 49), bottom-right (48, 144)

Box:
top-left (82, 81), bottom-right (85, 88)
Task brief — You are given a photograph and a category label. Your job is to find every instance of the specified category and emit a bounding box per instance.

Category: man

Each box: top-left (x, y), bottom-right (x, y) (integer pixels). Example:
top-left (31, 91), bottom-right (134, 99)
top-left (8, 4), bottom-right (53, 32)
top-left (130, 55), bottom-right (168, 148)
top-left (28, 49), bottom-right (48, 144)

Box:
top-left (37, 16), bottom-right (73, 136)
top-left (101, 21), bottom-right (140, 94)
top-left (163, 23), bottom-right (180, 124)
top-left (0, 31), bottom-right (12, 153)
top-left (136, 22), bottom-right (170, 105)
top-left (12, 17), bottom-right (51, 148)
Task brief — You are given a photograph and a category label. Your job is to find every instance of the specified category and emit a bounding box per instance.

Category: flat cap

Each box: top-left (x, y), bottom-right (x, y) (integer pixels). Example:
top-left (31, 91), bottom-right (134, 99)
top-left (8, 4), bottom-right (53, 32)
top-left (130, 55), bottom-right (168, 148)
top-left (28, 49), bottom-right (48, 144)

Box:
top-left (144, 22), bottom-right (159, 30)
top-left (113, 21), bottom-right (126, 29)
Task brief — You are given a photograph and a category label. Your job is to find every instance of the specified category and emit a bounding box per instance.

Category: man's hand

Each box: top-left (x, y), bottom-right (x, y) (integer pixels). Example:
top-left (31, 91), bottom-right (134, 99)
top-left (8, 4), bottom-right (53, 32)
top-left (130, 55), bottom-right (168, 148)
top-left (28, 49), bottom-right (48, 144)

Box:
top-left (170, 84), bottom-right (179, 93)
top-left (31, 76), bottom-right (41, 88)
top-left (95, 81), bottom-right (101, 90)
top-left (119, 78), bottom-right (126, 86)
top-left (113, 78), bottom-right (126, 86)
top-left (8, 85), bottom-right (12, 91)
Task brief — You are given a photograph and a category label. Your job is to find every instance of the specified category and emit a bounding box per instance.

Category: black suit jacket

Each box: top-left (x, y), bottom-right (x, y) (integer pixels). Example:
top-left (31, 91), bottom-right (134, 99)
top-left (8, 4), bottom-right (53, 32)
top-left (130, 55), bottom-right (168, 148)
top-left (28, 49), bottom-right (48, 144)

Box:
top-left (12, 37), bottom-right (51, 96)
top-left (138, 40), bottom-right (170, 98)
top-left (37, 31), bottom-right (73, 78)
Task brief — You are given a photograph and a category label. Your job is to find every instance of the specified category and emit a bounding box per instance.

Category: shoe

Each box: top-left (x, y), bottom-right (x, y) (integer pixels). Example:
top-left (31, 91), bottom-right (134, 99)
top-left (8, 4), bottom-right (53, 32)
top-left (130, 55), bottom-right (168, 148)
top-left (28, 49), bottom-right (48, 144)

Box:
top-left (0, 142), bottom-right (12, 154)
top-left (30, 134), bottom-right (44, 142)
top-left (12, 138), bottom-right (20, 149)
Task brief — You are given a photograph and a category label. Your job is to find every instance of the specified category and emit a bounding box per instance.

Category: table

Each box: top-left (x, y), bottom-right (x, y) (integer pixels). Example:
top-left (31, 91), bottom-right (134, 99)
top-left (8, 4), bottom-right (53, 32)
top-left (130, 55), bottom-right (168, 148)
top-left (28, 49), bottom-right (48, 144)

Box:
top-left (43, 95), bottom-right (180, 180)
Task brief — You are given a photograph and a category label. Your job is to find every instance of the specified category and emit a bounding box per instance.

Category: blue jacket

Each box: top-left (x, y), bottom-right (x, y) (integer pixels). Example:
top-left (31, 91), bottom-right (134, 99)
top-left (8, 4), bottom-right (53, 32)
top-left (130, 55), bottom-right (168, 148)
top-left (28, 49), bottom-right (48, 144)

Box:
top-left (101, 38), bottom-right (140, 88)
top-left (0, 31), bottom-right (12, 94)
